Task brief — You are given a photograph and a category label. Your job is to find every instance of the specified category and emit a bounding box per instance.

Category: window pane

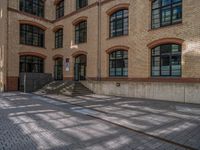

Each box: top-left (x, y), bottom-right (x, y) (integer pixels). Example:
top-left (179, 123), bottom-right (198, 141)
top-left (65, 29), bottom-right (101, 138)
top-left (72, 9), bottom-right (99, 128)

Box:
top-left (172, 4), bottom-right (182, 23)
top-left (152, 0), bottom-right (182, 29)
top-left (151, 44), bottom-right (181, 77)
top-left (20, 56), bottom-right (44, 73)
top-left (109, 50), bottom-right (128, 77)
top-left (162, 0), bottom-right (171, 6)
top-left (110, 9), bottom-right (129, 37)
top-left (161, 7), bottom-right (171, 25)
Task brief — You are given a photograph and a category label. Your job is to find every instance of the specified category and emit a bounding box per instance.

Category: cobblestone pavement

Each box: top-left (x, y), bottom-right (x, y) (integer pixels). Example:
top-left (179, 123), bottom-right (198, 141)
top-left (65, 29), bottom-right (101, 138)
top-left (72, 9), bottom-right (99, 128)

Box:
top-left (0, 92), bottom-right (199, 150)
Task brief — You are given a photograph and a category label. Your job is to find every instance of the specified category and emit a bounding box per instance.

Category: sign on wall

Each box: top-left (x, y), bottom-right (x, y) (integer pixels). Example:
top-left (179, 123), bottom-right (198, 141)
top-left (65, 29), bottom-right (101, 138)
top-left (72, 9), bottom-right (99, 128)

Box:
top-left (65, 58), bottom-right (70, 72)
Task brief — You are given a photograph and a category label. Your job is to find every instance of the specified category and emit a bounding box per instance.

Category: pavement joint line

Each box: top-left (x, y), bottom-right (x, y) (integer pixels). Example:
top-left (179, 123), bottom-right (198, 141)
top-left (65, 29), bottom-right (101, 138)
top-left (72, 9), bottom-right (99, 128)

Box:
top-left (33, 93), bottom-right (198, 150)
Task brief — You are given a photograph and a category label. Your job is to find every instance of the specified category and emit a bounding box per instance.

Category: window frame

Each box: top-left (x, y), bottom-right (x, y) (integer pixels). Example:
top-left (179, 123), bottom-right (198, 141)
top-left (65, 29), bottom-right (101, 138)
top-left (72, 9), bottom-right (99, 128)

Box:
top-left (20, 55), bottom-right (44, 73)
top-left (20, 24), bottom-right (45, 47)
top-left (109, 50), bottom-right (128, 77)
top-left (75, 21), bottom-right (87, 44)
top-left (109, 9), bottom-right (129, 38)
top-left (151, 0), bottom-right (182, 29)
top-left (56, 0), bottom-right (64, 19)
top-left (76, 0), bottom-right (88, 10)
top-left (55, 28), bottom-right (63, 49)
top-left (151, 43), bottom-right (182, 77)
top-left (20, 0), bottom-right (45, 18)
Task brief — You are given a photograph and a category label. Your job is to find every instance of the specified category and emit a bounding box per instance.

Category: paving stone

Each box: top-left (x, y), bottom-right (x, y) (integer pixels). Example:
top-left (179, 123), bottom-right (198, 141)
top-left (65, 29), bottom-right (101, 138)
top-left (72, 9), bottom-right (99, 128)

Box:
top-left (0, 92), bottom-right (199, 150)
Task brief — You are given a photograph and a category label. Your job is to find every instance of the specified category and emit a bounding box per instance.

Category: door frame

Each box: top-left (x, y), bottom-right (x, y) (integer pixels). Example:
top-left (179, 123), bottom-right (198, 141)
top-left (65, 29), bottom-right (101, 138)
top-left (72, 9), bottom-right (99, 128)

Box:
top-left (54, 57), bottom-right (63, 80)
top-left (74, 54), bottom-right (87, 81)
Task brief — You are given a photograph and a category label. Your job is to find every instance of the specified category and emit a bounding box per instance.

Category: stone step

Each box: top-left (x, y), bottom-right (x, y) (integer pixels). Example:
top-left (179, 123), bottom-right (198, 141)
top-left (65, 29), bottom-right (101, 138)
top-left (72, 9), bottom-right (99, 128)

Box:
top-left (38, 81), bottom-right (94, 96)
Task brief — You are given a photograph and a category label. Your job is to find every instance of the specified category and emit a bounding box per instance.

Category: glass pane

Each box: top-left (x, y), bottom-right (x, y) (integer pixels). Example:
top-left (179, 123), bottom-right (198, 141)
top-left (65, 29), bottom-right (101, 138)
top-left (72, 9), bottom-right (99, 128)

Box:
top-left (161, 6), bottom-right (171, 25)
top-left (152, 0), bottom-right (160, 9)
top-left (161, 56), bottom-right (170, 76)
top-left (172, 5), bottom-right (182, 23)
top-left (162, 0), bottom-right (171, 6)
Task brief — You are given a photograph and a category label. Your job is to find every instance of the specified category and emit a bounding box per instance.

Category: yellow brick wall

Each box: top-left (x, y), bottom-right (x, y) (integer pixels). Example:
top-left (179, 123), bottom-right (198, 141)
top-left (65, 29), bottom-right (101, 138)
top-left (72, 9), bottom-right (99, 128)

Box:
top-left (4, 0), bottom-right (200, 85)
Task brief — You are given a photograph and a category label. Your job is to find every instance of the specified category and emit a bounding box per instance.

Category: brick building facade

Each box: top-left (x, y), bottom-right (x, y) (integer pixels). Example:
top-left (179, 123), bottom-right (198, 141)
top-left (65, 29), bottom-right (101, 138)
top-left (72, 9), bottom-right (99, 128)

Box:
top-left (0, 0), bottom-right (200, 103)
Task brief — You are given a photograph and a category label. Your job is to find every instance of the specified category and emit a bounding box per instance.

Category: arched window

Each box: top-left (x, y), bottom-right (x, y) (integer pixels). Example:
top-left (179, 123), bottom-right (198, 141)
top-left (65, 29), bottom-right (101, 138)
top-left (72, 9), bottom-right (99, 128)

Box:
top-left (55, 28), bottom-right (63, 48)
top-left (110, 9), bottom-right (128, 38)
top-left (151, 44), bottom-right (181, 77)
top-left (56, 0), bottom-right (64, 19)
top-left (75, 21), bottom-right (87, 44)
top-left (20, 0), bottom-right (45, 17)
top-left (20, 56), bottom-right (44, 73)
top-left (76, 0), bottom-right (88, 10)
top-left (151, 0), bottom-right (182, 29)
top-left (109, 50), bottom-right (128, 77)
top-left (20, 24), bottom-right (45, 47)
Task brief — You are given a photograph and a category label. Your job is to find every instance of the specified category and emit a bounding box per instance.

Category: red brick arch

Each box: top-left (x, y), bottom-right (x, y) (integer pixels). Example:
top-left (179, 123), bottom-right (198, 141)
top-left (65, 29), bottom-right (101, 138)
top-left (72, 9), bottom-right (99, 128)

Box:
top-left (52, 25), bottom-right (64, 32)
top-left (72, 51), bottom-right (87, 57)
top-left (72, 16), bottom-right (88, 26)
top-left (52, 54), bottom-right (63, 60)
top-left (19, 20), bottom-right (47, 30)
top-left (105, 45), bottom-right (129, 54)
top-left (106, 3), bottom-right (129, 16)
top-left (19, 52), bottom-right (47, 59)
top-left (147, 38), bottom-right (184, 49)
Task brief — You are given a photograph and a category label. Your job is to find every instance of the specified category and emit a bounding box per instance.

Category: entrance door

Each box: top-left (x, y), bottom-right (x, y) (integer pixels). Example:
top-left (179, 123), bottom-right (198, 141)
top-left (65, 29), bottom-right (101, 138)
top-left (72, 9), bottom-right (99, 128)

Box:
top-left (74, 55), bottom-right (86, 81)
top-left (54, 58), bottom-right (63, 80)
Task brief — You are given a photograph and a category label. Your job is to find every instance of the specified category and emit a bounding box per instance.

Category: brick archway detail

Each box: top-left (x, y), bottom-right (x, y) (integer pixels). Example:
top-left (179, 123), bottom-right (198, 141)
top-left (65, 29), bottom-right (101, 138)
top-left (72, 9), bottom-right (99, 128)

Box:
top-left (72, 51), bottom-right (87, 58)
top-left (147, 38), bottom-right (184, 49)
top-left (52, 25), bottom-right (64, 32)
top-left (19, 20), bottom-right (47, 30)
top-left (105, 45), bottom-right (129, 54)
top-left (53, 54), bottom-right (63, 60)
top-left (72, 16), bottom-right (88, 26)
top-left (106, 3), bottom-right (129, 15)
top-left (19, 52), bottom-right (47, 59)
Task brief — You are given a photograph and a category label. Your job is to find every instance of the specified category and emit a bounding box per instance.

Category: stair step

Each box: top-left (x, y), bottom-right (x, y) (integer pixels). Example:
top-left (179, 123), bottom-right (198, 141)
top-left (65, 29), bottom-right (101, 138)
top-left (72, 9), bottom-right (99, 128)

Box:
top-left (38, 81), bottom-right (94, 96)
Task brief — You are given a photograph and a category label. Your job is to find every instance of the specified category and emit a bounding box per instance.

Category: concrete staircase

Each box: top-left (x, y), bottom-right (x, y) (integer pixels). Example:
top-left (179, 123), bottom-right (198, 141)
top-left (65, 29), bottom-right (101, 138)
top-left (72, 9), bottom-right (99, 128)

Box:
top-left (36, 81), bottom-right (94, 96)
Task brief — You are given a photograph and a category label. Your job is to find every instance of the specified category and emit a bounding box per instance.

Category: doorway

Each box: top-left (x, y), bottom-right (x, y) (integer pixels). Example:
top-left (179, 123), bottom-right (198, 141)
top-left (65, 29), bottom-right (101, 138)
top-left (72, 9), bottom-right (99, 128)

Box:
top-left (54, 58), bottom-right (63, 80)
top-left (74, 55), bottom-right (86, 81)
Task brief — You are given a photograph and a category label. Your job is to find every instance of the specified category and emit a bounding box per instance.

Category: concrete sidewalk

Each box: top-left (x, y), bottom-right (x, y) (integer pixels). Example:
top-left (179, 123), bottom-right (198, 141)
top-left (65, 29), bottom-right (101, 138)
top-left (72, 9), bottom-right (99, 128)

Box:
top-left (0, 92), bottom-right (200, 150)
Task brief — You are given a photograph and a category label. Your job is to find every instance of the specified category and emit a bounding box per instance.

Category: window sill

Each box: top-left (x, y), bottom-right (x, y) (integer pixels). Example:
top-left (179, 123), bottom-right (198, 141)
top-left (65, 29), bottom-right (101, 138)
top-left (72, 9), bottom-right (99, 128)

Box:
top-left (148, 22), bottom-right (183, 32)
top-left (106, 34), bottom-right (129, 40)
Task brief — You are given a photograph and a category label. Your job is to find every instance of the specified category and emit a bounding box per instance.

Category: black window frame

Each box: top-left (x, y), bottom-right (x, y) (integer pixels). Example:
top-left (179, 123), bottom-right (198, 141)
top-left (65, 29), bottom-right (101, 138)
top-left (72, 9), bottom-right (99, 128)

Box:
top-left (76, 0), bottom-right (88, 10)
top-left (20, 0), bottom-right (45, 18)
top-left (20, 55), bottom-right (44, 73)
top-left (109, 50), bottom-right (128, 77)
top-left (151, 44), bottom-right (182, 77)
top-left (55, 28), bottom-right (63, 49)
top-left (151, 0), bottom-right (182, 29)
top-left (75, 21), bottom-right (87, 44)
top-left (109, 9), bottom-right (129, 38)
top-left (56, 0), bottom-right (64, 19)
top-left (20, 24), bottom-right (45, 47)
